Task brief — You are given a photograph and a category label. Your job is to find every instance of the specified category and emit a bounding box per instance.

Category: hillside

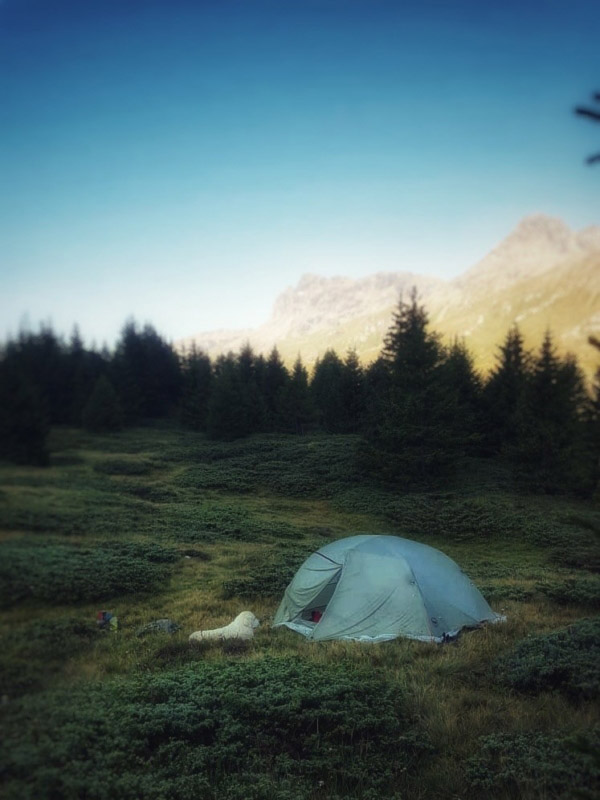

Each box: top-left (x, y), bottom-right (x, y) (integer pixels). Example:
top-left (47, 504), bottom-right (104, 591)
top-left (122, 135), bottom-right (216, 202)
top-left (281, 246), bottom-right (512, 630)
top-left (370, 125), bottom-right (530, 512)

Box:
top-left (180, 214), bottom-right (600, 380)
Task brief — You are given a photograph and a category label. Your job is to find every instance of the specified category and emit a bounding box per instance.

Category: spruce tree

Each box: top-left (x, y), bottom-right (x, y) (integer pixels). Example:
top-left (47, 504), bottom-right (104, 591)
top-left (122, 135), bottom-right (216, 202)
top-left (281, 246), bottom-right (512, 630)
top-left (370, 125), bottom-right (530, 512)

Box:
top-left (262, 347), bottom-right (289, 431)
top-left (0, 362), bottom-right (49, 466)
top-left (364, 356), bottom-right (391, 409)
top-left (512, 332), bottom-right (589, 493)
top-left (206, 354), bottom-right (252, 440)
top-left (382, 288), bottom-right (442, 384)
top-left (441, 339), bottom-right (483, 451)
top-left (67, 327), bottom-right (106, 425)
top-left (277, 356), bottom-right (314, 434)
top-left (236, 343), bottom-right (265, 434)
top-left (6, 326), bottom-right (68, 425)
top-left (179, 346), bottom-right (213, 431)
top-left (311, 349), bottom-right (346, 432)
top-left (340, 348), bottom-right (366, 433)
top-left (361, 290), bottom-right (460, 484)
top-left (585, 338), bottom-right (600, 497)
top-left (482, 326), bottom-right (530, 454)
top-left (112, 321), bottom-right (182, 422)
top-left (82, 375), bottom-right (124, 433)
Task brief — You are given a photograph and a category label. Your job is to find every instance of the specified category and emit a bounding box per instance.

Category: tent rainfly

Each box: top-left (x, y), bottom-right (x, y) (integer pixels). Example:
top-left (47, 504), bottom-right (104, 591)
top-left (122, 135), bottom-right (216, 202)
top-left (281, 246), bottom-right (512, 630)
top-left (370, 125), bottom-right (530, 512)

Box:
top-left (273, 534), bottom-right (504, 643)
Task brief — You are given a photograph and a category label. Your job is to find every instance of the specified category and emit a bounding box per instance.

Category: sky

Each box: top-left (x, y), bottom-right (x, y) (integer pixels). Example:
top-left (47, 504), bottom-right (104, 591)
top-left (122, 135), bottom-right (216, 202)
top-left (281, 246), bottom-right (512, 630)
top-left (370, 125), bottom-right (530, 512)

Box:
top-left (1, 0), bottom-right (598, 347)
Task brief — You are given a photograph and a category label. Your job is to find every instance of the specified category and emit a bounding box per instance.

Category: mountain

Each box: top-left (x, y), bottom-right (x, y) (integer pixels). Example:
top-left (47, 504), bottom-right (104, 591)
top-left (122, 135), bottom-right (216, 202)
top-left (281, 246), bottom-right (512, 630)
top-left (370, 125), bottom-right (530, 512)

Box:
top-left (179, 214), bottom-right (600, 381)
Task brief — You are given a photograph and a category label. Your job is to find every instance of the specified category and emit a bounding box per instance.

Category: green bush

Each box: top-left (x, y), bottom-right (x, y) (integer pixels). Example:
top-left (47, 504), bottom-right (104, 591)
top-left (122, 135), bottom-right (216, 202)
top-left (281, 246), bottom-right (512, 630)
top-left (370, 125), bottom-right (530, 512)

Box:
top-left (0, 540), bottom-right (178, 606)
top-left (336, 491), bottom-right (600, 556)
top-left (176, 435), bottom-right (362, 498)
top-left (222, 564), bottom-right (296, 599)
top-left (119, 482), bottom-right (179, 503)
top-left (81, 376), bottom-right (123, 433)
top-left (222, 545), bottom-right (315, 599)
top-left (0, 658), bottom-right (431, 800)
top-left (0, 484), bottom-right (297, 544)
top-left (537, 576), bottom-right (600, 608)
top-left (494, 618), bottom-right (600, 699)
top-left (384, 494), bottom-right (554, 542)
top-left (477, 583), bottom-right (534, 602)
top-left (93, 457), bottom-right (156, 475)
top-left (466, 727), bottom-right (600, 798)
top-left (549, 543), bottom-right (600, 573)
top-left (0, 617), bottom-right (98, 697)
top-left (179, 503), bottom-right (299, 544)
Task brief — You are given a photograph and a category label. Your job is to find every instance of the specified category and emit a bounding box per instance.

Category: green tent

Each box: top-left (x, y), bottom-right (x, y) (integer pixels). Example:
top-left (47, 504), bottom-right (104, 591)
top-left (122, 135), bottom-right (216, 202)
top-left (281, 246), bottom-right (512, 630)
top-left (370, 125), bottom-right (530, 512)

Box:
top-left (273, 534), bottom-right (504, 643)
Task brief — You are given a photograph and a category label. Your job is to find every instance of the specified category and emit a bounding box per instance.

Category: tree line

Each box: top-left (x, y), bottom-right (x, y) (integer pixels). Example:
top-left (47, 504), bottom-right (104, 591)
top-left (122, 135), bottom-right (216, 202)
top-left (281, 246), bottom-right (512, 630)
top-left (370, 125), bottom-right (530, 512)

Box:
top-left (1, 294), bottom-right (598, 496)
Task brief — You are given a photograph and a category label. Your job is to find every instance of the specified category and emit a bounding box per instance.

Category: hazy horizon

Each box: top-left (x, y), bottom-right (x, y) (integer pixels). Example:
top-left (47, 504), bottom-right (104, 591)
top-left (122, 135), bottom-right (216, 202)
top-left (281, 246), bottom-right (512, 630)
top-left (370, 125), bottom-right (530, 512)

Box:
top-left (1, 0), bottom-right (598, 347)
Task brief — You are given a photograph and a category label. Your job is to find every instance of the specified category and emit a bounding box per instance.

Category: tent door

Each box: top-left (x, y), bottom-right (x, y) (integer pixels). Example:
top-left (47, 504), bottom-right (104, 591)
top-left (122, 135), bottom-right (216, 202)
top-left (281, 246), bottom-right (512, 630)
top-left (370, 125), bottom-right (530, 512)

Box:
top-left (298, 575), bottom-right (340, 625)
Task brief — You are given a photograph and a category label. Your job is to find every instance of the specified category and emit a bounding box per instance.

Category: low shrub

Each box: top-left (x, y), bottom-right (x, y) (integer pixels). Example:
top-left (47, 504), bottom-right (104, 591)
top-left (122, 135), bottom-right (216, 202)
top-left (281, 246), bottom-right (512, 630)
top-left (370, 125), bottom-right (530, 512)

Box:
top-left (93, 457), bottom-right (156, 476)
top-left (176, 435), bottom-right (362, 498)
top-left (336, 491), bottom-right (600, 556)
top-left (0, 488), bottom-right (293, 544)
top-left (493, 618), bottom-right (600, 699)
top-left (221, 563), bottom-right (297, 599)
top-left (466, 727), bottom-right (600, 799)
top-left (549, 543), bottom-right (600, 573)
top-left (180, 503), bottom-right (299, 544)
top-left (477, 583), bottom-right (534, 602)
top-left (0, 617), bottom-right (98, 697)
top-left (221, 546), bottom-right (313, 598)
top-left (537, 576), bottom-right (600, 608)
top-left (0, 657), bottom-right (431, 800)
top-left (119, 482), bottom-right (179, 503)
top-left (0, 484), bottom-right (154, 537)
top-left (0, 540), bottom-right (178, 606)
top-left (339, 491), bottom-right (556, 543)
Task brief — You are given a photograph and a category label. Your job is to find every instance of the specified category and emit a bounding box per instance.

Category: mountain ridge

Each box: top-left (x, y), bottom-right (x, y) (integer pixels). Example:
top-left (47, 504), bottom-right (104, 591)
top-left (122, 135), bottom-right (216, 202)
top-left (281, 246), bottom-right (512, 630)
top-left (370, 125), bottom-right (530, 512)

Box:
top-left (179, 214), bottom-right (600, 381)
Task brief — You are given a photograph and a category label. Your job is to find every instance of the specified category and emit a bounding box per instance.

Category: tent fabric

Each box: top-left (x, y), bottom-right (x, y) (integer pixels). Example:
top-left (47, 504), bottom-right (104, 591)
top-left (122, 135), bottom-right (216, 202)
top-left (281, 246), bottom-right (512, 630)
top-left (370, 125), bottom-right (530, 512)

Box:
top-left (273, 534), bottom-right (504, 643)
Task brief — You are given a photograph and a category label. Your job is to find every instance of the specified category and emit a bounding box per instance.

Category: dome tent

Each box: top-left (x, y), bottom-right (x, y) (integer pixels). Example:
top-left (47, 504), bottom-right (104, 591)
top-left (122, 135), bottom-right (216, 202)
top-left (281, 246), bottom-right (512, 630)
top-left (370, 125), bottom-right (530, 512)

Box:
top-left (273, 535), bottom-right (504, 643)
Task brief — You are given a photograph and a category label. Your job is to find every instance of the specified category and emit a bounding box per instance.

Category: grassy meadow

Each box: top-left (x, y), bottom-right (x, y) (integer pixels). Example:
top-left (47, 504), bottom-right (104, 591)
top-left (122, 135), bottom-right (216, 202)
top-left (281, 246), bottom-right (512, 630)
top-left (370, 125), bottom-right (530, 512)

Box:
top-left (0, 424), bottom-right (599, 799)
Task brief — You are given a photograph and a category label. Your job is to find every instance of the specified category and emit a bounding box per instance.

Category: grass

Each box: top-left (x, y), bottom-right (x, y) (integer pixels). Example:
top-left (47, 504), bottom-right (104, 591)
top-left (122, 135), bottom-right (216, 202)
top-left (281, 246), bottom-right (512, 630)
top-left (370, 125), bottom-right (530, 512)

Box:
top-left (0, 424), bottom-right (598, 799)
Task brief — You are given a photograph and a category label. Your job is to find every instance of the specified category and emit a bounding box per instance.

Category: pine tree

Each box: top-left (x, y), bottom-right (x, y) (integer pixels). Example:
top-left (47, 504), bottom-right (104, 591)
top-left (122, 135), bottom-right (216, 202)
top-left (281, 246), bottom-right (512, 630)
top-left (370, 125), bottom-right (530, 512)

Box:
top-left (382, 288), bottom-right (442, 386)
top-left (361, 290), bottom-right (460, 484)
top-left (179, 346), bottom-right (213, 431)
top-left (340, 348), bottom-right (366, 433)
top-left (236, 343), bottom-right (265, 434)
top-left (277, 356), bottom-right (315, 434)
top-left (206, 354), bottom-right (251, 440)
top-left (585, 338), bottom-right (600, 497)
top-left (112, 321), bottom-right (182, 421)
top-left (364, 356), bottom-right (391, 404)
top-left (482, 326), bottom-right (530, 454)
top-left (0, 361), bottom-right (49, 465)
top-left (81, 376), bottom-right (124, 433)
top-left (512, 332), bottom-right (590, 493)
top-left (67, 326), bottom-right (88, 424)
top-left (67, 327), bottom-right (107, 425)
top-left (262, 347), bottom-right (289, 431)
top-left (6, 326), bottom-right (68, 425)
top-left (441, 339), bottom-right (483, 451)
top-left (311, 349), bottom-right (346, 432)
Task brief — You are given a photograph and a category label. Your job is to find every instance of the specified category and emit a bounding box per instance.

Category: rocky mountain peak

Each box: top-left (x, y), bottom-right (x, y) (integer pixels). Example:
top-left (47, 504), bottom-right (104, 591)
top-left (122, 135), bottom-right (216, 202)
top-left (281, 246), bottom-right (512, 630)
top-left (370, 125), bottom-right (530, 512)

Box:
top-left (454, 214), bottom-right (598, 294)
top-left (512, 213), bottom-right (572, 242)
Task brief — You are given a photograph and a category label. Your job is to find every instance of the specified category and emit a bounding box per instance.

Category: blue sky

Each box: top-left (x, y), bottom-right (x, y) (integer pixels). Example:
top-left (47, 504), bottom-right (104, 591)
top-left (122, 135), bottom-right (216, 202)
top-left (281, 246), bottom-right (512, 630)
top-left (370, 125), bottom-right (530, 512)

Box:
top-left (1, 0), bottom-right (598, 346)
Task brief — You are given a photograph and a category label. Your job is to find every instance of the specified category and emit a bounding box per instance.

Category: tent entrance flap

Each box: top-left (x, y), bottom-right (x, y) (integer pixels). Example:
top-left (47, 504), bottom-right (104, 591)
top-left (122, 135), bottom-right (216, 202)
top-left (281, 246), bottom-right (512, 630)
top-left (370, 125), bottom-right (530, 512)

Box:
top-left (273, 552), bottom-right (342, 627)
top-left (297, 576), bottom-right (340, 623)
